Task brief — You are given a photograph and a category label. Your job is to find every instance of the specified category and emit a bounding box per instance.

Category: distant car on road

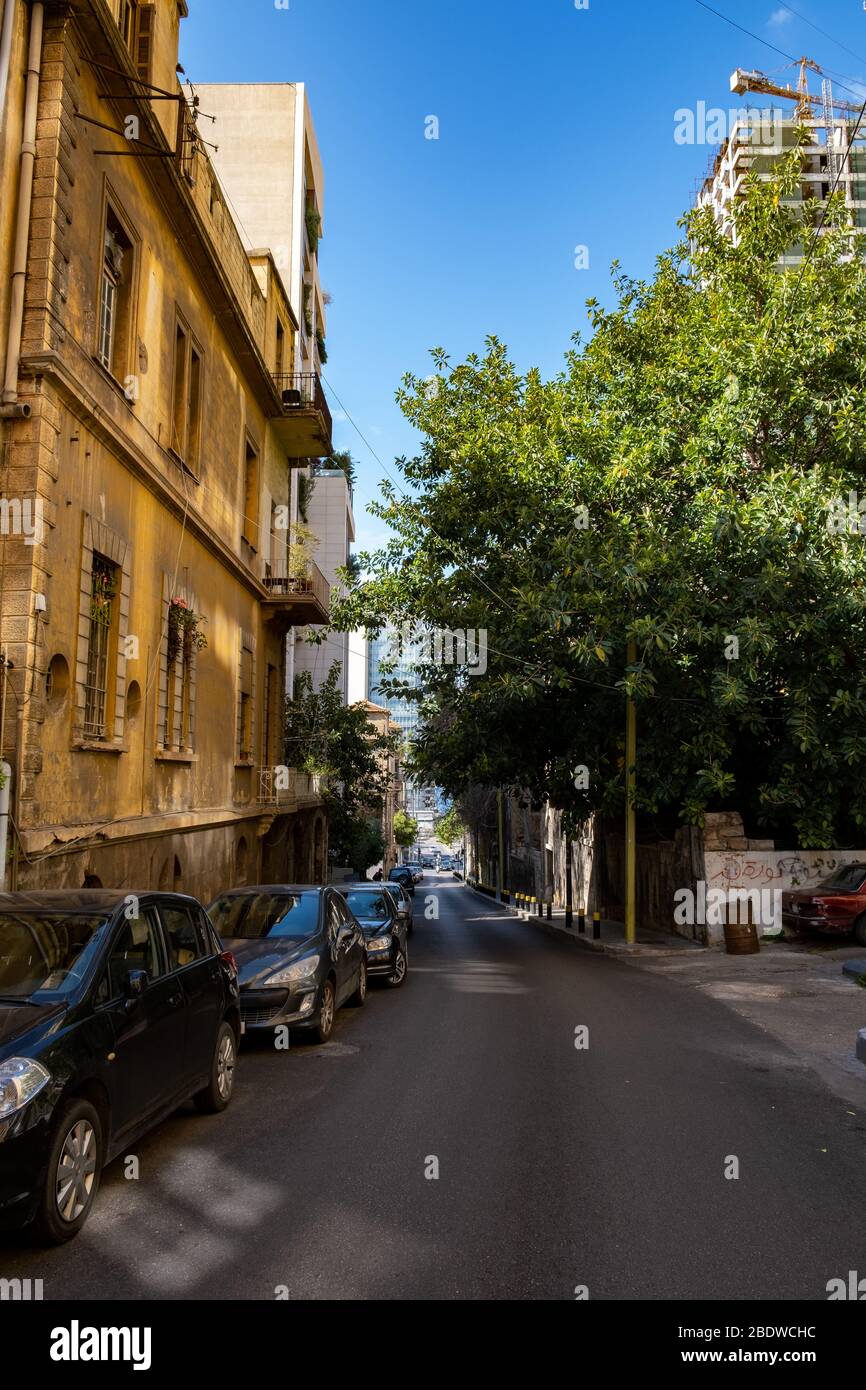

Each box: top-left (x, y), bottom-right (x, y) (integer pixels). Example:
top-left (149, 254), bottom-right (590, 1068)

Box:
top-left (0, 889), bottom-right (240, 1244)
top-left (782, 864), bottom-right (866, 945)
top-left (381, 878), bottom-right (414, 934)
top-left (341, 885), bottom-right (409, 988)
top-left (405, 861), bottom-right (424, 882)
top-left (207, 886), bottom-right (367, 1043)
top-left (389, 865), bottom-right (415, 897)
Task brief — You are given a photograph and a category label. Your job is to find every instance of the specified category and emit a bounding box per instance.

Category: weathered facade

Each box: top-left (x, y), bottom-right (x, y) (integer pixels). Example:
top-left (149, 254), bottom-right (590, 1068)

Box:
top-left (0, 0), bottom-right (333, 900)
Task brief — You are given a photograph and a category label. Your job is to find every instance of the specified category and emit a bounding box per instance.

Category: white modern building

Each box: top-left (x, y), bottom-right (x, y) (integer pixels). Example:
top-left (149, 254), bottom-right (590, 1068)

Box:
top-left (696, 68), bottom-right (866, 266)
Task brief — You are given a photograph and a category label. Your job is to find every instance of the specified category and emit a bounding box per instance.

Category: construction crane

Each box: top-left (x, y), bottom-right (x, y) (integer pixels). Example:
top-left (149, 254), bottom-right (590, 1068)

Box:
top-left (730, 56), bottom-right (862, 120)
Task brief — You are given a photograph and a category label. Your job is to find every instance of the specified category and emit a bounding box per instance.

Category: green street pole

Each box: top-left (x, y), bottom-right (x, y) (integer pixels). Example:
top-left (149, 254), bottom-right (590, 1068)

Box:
top-left (625, 639), bottom-right (637, 946)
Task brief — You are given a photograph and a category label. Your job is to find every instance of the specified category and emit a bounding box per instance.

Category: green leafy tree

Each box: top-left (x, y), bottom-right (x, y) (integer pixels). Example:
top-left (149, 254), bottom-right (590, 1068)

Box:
top-left (333, 144), bottom-right (866, 848)
top-left (284, 664), bottom-right (395, 865)
top-left (435, 805), bottom-right (464, 848)
top-left (393, 809), bottom-right (419, 848)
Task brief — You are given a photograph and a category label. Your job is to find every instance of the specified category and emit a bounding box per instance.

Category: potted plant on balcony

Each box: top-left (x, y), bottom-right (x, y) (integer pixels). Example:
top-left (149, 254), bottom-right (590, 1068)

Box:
top-left (305, 206), bottom-right (321, 255)
top-left (167, 597), bottom-right (208, 666)
top-left (316, 330), bottom-right (327, 365)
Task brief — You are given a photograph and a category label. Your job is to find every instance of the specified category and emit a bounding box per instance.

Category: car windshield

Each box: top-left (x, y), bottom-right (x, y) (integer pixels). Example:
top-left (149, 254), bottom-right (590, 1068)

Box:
top-left (0, 912), bottom-right (110, 1000)
top-left (816, 865), bottom-right (866, 892)
top-left (208, 892), bottom-right (320, 940)
top-left (343, 890), bottom-right (390, 920)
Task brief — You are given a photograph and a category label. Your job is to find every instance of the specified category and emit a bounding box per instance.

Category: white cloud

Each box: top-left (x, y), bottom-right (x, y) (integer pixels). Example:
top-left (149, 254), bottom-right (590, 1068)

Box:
top-left (767, 6), bottom-right (792, 25)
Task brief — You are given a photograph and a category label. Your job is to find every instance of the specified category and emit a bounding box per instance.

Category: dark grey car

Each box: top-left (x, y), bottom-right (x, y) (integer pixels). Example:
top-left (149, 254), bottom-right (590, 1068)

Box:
top-left (207, 886), bottom-right (367, 1043)
top-left (341, 885), bottom-right (409, 987)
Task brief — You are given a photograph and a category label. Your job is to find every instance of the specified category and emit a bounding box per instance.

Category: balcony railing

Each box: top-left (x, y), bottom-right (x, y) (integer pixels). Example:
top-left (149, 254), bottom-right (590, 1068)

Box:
top-left (257, 766), bottom-right (324, 807)
top-left (271, 372), bottom-right (333, 444)
top-left (260, 559), bottom-right (330, 628)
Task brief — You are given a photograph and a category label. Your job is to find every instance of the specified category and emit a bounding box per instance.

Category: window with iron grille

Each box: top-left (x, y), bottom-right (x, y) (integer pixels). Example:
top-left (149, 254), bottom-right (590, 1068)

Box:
top-left (84, 554), bottom-right (118, 740)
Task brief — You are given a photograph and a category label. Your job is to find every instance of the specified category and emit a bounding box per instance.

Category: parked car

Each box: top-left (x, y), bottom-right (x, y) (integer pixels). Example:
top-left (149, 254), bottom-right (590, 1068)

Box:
top-left (207, 886), bottom-right (367, 1042)
top-left (381, 878), bottom-right (414, 934)
top-left (341, 886), bottom-right (409, 987)
top-left (406, 861), bottom-right (424, 882)
top-left (389, 865), bottom-right (415, 898)
top-left (0, 889), bottom-right (239, 1244)
top-left (782, 864), bottom-right (866, 944)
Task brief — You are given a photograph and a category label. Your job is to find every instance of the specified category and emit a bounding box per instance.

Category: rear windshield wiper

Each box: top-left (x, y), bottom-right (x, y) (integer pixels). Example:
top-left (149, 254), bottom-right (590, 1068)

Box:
top-left (0, 995), bottom-right (40, 1005)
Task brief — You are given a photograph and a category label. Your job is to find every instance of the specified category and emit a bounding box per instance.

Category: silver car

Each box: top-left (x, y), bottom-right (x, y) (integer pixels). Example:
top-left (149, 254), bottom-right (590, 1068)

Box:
top-left (380, 879), bottom-right (414, 935)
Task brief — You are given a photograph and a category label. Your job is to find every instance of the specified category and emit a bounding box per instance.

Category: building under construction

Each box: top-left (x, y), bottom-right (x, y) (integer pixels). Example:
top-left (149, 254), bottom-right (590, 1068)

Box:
top-left (696, 57), bottom-right (866, 264)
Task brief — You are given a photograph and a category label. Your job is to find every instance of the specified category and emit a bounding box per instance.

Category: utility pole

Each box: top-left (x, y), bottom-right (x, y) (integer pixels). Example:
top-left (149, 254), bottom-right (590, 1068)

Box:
top-left (497, 788), bottom-right (506, 901)
top-left (625, 639), bottom-right (637, 945)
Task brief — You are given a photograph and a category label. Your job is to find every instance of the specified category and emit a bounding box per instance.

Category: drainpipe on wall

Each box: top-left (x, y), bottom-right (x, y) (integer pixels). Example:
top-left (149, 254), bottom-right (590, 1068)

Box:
top-left (0, 0), bottom-right (17, 134)
top-left (0, 762), bottom-right (10, 891)
top-left (2, 0), bottom-right (43, 410)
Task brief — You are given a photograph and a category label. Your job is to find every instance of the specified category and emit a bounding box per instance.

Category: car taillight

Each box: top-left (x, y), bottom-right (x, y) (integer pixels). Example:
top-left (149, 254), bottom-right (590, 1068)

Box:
top-left (220, 950), bottom-right (238, 977)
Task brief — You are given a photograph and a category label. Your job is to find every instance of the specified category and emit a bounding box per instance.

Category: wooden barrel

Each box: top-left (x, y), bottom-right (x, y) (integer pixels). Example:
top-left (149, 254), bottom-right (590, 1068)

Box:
top-left (723, 919), bottom-right (760, 954)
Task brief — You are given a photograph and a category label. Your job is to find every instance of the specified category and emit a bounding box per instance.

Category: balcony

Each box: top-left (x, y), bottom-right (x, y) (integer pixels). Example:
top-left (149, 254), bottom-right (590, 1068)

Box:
top-left (261, 559), bottom-right (330, 630)
top-left (257, 767), bottom-right (324, 809)
top-left (270, 372), bottom-right (333, 458)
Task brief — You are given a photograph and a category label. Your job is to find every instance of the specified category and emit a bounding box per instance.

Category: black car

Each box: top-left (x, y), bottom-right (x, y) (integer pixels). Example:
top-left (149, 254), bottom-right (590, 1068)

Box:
top-left (207, 886), bottom-right (367, 1043)
top-left (0, 890), bottom-right (240, 1244)
top-left (388, 865), bottom-right (415, 898)
top-left (341, 886), bottom-right (409, 988)
top-left (381, 878), bottom-right (413, 934)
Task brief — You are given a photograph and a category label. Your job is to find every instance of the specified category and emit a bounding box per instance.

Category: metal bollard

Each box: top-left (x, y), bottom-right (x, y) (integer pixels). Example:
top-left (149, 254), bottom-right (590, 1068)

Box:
top-left (578, 906), bottom-right (585, 934)
top-left (546, 900), bottom-right (552, 920)
top-left (592, 910), bottom-right (601, 940)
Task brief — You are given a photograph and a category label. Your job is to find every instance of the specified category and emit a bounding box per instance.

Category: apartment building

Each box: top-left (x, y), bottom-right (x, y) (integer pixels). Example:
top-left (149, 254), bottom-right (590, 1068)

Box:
top-left (361, 700), bottom-right (404, 877)
top-left (0, 0), bottom-right (332, 897)
top-left (292, 463), bottom-right (355, 700)
top-left (696, 67), bottom-right (866, 265)
top-left (196, 81), bottom-right (353, 702)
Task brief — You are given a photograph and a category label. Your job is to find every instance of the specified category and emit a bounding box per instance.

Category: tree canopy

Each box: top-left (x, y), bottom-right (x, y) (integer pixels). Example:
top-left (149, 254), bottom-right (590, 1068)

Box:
top-left (333, 141), bottom-right (866, 848)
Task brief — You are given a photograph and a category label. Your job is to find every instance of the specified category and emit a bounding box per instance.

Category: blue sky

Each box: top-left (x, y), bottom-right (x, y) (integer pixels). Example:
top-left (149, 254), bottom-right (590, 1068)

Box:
top-left (182, 0), bottom-right (866, 551)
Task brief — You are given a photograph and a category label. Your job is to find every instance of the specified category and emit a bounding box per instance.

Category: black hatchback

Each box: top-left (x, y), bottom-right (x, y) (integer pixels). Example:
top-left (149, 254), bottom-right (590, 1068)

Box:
top-left (0, 890), bottom-right (240, 1244)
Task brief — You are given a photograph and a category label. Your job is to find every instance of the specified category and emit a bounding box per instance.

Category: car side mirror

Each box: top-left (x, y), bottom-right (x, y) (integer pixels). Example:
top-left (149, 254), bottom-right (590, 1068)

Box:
top-left (123, 969), bottom-right (148, 1001)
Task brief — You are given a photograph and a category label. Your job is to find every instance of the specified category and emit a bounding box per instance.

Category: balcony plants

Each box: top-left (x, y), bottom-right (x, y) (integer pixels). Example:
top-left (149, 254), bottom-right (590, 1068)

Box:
top-left (305, 206), bottom-right (322, 256)
top-left (167, 596), bottom-right (208, 666)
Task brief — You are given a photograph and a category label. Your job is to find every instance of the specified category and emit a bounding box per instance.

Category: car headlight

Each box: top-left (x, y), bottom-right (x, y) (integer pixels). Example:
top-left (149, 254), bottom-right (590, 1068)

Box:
top-left (266, 955), bottom-right (321, 987)
top-left (0, 1057), bottom-right (51, 1120)
top-left (367, 936), bottom-right (393, 952)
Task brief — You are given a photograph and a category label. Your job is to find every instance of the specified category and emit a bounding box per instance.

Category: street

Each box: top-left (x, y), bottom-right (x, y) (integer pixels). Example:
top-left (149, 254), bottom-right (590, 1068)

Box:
top-left (3, 874), bottom-right (863, 1302)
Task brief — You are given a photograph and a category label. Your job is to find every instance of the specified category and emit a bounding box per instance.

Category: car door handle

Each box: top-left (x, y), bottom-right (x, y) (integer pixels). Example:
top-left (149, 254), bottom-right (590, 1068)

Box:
top-left (168, 991), bottom-right (183, 1008)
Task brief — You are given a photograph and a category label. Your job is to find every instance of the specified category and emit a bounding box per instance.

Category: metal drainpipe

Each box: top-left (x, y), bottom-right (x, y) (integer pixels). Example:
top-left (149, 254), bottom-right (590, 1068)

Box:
top-left (2, 0), bottom-right (43, 409)
top-left (0, 0), bottom-right (18, 135)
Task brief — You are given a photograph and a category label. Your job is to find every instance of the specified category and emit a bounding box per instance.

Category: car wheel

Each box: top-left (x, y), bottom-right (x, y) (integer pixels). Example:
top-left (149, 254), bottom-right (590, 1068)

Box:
top-left (313, 978), bottom-right (336, 1042)
top-left (854, 914), bottom-right (866, 947)
top-left (194, 1021), bottom-right (237, 1114)
top-left (33, 1098), bottom-right (103, 1245)
top-left (348, 957), bottom-right (367, 1007)
top-left (386, 948), bottom-right (407, 988)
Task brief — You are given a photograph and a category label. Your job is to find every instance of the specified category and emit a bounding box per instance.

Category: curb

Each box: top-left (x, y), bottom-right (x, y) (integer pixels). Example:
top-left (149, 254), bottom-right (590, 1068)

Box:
top-left (461, 880), bottom-right (606, 951)
top-left (460, 881), bottom-right (705, 957)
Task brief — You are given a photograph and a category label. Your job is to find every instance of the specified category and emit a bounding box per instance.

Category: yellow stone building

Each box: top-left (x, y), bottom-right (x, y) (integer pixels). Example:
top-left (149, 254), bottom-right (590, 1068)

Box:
top-left (0, 0), bottom-right (333, 898)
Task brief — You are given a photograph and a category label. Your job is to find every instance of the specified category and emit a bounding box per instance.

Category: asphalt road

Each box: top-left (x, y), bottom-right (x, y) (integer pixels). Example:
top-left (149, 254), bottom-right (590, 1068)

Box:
top-left (2, 874), bottom-right (864, 1300)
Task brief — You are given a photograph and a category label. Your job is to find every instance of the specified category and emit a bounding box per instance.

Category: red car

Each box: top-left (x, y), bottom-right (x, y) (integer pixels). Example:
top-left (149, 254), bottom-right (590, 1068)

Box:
top-left (782, 863), bottom-right (866, 944)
